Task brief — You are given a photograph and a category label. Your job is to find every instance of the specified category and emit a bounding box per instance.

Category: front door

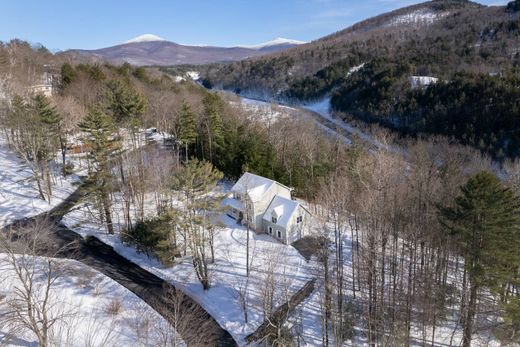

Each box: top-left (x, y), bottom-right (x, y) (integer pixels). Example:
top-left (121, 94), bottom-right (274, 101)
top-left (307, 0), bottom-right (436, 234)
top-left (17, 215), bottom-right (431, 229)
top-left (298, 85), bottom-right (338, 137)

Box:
top-left (238, 211), bottom-right (244, 224)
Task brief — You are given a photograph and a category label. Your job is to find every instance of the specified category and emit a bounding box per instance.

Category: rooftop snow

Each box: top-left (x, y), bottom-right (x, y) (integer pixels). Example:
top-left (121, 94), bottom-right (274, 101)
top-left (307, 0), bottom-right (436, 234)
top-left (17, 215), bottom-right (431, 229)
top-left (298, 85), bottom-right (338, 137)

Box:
top-left (231, 172), bottom-right (277, 201)
top-left (263, 195), bottom-right (300, 229)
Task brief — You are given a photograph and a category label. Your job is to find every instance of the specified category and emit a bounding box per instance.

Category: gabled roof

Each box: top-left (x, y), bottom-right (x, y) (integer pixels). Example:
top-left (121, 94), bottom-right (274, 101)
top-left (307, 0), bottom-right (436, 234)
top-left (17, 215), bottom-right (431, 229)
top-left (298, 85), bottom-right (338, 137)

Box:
top-left (262, 195), bottom-right (301, 229)
top-left (231, 172), bottom-right (285, 202)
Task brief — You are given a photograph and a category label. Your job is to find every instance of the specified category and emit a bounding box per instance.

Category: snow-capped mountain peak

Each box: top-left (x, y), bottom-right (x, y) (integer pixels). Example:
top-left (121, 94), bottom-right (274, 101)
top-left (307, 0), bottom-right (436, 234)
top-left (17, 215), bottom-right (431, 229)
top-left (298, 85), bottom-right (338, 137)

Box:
top-left (242, 37), bottom-right (307, 49)
top-left (124, 34), bottom-right (166, 44)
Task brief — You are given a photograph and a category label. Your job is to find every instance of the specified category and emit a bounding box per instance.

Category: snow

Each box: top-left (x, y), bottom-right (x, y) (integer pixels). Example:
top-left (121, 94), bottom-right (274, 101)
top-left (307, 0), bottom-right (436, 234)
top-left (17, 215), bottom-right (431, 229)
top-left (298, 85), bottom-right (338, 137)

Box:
top-left (410, 75), bottom-right (439, 89)
top-left (186, 71), bottom-right (200, 80)
top-left (0, 254), bottom-right (184, 347)
top-left (62, 184), bottom-right (317, 345)
top-left (262, 195), bottom-right (300, 229)
top-left (233, 98), bottom-right (291, 126)
top-left (302, 97), bottom-right (390, 151)
top-left (0, 137), bottom-right (79, 228)
top-left (223, 196), bottom-right (245, 211)
top-left (231, 172), bottom-right (279, 201)
top-left (386, 9), bottom-right (449, 27)
top-left (124, 34), bottom-right (166, 44)
top-left (347, 63), bottom-right (366, 77)
top-left (240, 37), bottom-right (307, 49)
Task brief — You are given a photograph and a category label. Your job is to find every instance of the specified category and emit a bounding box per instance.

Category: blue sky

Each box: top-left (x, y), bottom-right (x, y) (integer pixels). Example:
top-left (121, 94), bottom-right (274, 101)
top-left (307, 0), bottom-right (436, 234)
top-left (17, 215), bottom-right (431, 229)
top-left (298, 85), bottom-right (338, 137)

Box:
top-left (0, 0), bottom-right (509, 50)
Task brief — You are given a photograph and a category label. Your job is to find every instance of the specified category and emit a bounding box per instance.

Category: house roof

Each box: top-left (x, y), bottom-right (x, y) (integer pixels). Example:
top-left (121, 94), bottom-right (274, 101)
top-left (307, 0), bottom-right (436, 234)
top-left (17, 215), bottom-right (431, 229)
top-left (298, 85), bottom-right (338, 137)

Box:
top-left (231, 172), bottom-right (281, 202)
top-left (262, 195), bottom-right (301, 229)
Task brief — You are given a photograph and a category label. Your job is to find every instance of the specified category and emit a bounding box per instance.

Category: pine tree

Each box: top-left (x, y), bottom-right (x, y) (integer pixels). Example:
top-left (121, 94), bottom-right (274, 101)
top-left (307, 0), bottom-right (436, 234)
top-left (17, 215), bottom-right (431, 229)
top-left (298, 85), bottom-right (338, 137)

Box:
top-left (440, 171), bottom-right (520, 347)
top-left (178, 101), bottom-right (197, 161)
top-left (61, 63), bottom-right (76, 86)
top-left (79, 105), bottom-right (118, 234)
top-left (202, 93), bottom-right (224, 163)
top-left (32, 94), bottom-right (66, 174)
top-left (31, 94), bottom-right (62, 200)
top-left (106, 79), bottom-right (146, 125)
top-left (33, 94), bottom-right (60, 128)
top-left (171, 159), bottom-right (223, 290)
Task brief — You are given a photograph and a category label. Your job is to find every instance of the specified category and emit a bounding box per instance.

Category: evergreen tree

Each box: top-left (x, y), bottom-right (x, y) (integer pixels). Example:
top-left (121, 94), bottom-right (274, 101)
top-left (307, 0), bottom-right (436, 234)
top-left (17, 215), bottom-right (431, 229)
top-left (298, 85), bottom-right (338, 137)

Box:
top-left (106, 79), bottom-right (146, 125)
top-left (32, 94), bottom-right (60, 127)
top-left (440, 171), bottom-right (520, 347)
top-left (507, 0), bottom-right (520, 12)
top-left (31, 94), bottom-right (62, 200)
top-left (31, 93), bottom-right (68, 174)
top-left (202, 93), bottom-right (224, 163)
top-left (61, 63), bottom-right (76, 86)
top-left (79, 105), bottom-right (118, 234)
top-left (171, 159), bottom-right (223, 290)
top-left (178, 101), bottom-right (197, 161)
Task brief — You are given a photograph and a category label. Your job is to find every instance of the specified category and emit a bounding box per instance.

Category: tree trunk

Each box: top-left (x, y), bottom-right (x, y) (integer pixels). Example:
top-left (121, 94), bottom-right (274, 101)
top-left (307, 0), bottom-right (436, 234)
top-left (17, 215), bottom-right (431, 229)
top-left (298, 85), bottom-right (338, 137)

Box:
top-left (462, 280), bottom-right (478, 347)
top-left (102, 187), bottom-right (114, 234)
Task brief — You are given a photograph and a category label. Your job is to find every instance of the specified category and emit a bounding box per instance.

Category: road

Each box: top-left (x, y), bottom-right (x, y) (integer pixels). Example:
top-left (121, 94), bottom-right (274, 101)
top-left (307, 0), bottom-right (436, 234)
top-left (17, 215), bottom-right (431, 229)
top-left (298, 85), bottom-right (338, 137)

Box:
top-left (3, 184), bottom-right (238, 347)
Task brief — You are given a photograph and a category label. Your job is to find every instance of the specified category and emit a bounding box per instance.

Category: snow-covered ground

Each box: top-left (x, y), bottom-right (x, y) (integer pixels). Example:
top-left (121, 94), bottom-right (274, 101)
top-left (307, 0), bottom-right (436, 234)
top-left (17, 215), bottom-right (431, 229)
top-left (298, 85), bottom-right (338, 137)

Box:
top-left (0, 254), bottom-right (184, 347)
top-left (186, 71), bottom-right (200, 80)
top-left (231, 97), bottom-right (293, 126)
top-left (386, 9), bottom-right (449, 27)
top-left (0, 137), bottom-right (80, 227)
top-left (302, 97), bottom-right (397, 152)
top-left (347, 63), bottom-right (366, 77)
top-left (410, 75), bottom-right (439, 89)
top-left (240, 37), bottom-right (307, 50)
top-left (62, 186), bottom-right (318, 345)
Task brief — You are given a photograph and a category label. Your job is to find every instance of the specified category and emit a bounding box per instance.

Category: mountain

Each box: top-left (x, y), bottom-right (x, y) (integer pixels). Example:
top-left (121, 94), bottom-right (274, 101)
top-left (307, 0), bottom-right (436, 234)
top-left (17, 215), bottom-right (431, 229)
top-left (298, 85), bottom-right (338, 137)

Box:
top-left (62, 35), bottom-right (305, 66)
top-left (201, 0), bottom-right (499, 96)
top-left (200, 0), bottom-right (520, 158)
top-left (241, 37), bottom-right (308, 52)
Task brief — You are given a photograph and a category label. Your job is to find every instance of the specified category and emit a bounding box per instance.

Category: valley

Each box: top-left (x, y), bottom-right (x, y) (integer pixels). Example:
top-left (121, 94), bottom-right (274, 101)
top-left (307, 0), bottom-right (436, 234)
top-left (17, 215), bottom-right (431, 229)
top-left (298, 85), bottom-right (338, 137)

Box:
top-left (1, 1), bottom-right (520, 346)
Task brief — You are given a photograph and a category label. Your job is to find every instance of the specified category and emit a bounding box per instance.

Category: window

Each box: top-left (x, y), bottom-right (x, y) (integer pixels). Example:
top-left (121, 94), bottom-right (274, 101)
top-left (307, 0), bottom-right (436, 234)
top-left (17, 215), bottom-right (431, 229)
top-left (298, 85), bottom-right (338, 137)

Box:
top-left (271, 216), bottom-right (277, 224)
top-left (296, 216), bottom-right (303, 223)
top-left (268, 226), bottom-right (273, 234)
top-left (277, 230), bottom-right (281, 238)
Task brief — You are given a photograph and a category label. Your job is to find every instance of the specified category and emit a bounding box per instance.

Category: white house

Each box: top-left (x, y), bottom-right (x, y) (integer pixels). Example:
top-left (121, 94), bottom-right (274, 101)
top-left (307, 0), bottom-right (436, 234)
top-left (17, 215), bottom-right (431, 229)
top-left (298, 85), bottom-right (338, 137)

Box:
top-left (225, 172), bottom-right (310, 244)
top-left (30, 71), bottom-right (58, 97)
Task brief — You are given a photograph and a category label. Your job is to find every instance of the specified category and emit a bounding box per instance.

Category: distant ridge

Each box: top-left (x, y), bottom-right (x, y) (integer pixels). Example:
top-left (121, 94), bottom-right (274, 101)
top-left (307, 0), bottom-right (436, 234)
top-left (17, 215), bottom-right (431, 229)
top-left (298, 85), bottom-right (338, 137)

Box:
top-left (62, 35), bottom-right (304, 66)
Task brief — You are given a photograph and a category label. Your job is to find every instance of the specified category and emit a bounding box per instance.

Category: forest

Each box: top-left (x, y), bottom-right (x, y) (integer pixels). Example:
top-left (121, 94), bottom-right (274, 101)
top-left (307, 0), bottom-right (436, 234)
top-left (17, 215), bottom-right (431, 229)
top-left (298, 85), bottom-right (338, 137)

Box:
top-left (0, 36), bottom-right (520, 347)
top-left (199, 0), bottom-right (520, 159)
top-left (330, 62), bottom-right (520, 158)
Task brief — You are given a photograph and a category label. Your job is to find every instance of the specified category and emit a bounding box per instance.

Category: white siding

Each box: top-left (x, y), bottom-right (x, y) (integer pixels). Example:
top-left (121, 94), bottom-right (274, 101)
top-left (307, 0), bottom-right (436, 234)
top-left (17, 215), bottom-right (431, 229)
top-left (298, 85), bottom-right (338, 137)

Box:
top-left (252, 183), bottom-right (291, 232)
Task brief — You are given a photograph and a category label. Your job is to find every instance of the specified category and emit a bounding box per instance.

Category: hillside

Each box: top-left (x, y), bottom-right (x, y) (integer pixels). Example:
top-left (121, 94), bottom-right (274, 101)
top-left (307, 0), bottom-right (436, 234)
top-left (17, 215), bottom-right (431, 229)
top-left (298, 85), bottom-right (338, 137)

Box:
top-left (2, 28), bottom-right (520, 347)
top-left (202, 0), bottom-right (515, 95)
top-left (63, 36), bottom-right (305, 66)
top-left (200, 0), bottom-right (520, 157)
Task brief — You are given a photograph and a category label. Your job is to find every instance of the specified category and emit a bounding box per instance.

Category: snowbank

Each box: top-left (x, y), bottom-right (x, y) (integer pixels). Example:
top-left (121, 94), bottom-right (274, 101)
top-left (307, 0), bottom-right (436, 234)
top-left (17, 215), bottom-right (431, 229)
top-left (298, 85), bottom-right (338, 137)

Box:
top-left (0, 254), bottom-right (184, 346)
top-left (0, 138), bottom-right (79, 227)
top-left (62, 186), bottom-right (317, 345)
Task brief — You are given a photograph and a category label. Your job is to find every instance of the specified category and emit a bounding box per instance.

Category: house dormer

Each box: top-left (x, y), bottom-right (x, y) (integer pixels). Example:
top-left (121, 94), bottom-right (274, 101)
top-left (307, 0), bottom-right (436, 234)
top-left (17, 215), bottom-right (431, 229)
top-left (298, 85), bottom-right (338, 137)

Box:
top-left (271, 205), bottom-right (283, 224)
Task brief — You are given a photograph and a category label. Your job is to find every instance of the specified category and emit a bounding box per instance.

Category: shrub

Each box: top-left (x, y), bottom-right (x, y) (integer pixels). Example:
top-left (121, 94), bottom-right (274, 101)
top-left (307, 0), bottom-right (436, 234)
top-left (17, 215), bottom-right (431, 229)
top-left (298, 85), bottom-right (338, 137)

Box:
top-left (104, 298), bottom-right (123, 316)
top-left (121, 215), bottom-right (179, 265)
